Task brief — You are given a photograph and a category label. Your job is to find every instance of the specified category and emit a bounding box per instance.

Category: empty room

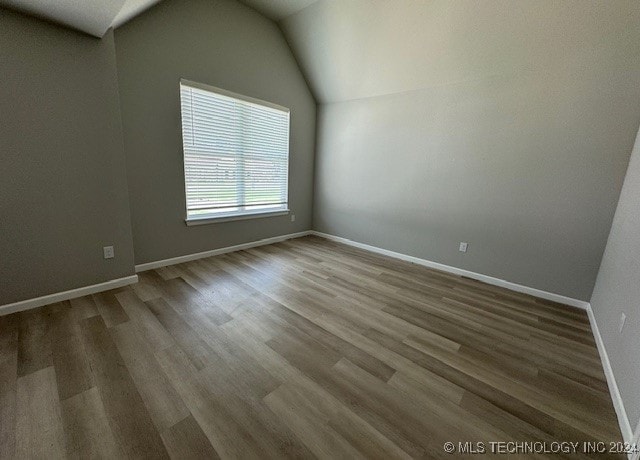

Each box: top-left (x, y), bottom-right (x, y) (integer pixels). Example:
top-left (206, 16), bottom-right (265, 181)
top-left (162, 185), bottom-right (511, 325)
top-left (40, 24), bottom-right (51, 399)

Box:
top-left (1, 0), bottom-right (639, 458)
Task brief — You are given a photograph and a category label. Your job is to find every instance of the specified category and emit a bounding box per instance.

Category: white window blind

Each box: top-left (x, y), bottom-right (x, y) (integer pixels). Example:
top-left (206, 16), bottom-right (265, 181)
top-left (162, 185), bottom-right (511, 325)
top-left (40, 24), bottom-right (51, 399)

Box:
top-left (180, 79), bottom-right (290, 222)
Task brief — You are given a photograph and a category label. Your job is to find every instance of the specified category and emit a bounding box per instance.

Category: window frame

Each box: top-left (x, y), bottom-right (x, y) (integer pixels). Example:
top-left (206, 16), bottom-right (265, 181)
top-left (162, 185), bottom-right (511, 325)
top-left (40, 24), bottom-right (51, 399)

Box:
top-left (179, 79), bottom-right (291, 226)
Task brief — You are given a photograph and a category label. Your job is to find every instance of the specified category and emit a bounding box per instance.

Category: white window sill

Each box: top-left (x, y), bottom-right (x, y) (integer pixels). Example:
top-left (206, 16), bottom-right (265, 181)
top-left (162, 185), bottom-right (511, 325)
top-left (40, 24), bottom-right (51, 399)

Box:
top-left (185, 209), bottom-right (290, 226)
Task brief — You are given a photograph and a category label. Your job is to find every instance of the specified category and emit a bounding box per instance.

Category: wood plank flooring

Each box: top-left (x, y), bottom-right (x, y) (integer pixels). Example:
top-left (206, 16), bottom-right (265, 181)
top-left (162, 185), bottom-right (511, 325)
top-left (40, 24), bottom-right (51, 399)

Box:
top-left (0, 235), bottom-right (623, 459)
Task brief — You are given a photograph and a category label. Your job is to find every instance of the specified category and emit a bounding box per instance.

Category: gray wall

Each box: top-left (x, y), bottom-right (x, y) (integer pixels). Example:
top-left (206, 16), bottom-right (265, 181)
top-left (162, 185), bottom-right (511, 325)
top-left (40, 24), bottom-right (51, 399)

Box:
top-left (282, 0), bottom-right (640, 301)
top-left (114, 0), bottom-right (316, 265)
top-left (590, 126), bottom-right (640, 437)
top-left (0, 9), bottom-right (135, 305)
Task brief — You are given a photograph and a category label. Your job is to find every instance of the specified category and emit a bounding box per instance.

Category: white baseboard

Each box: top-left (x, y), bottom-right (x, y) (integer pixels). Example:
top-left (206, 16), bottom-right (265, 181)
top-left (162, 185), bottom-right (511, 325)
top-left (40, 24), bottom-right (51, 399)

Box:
top-left (586, 305), bottom-right (634, 451)
top-left (311, 230), bottom-right (636, 447)
top-left (0, 231), bottom-right (313, 316)
top-left (310, 231), bottom-right (589, 309)
top-left (135, 230), bottom-right (313, 272)
top-left (0, 275), bottom-right (139, 317)
top-left (1, 229), bottom-right (631, 449)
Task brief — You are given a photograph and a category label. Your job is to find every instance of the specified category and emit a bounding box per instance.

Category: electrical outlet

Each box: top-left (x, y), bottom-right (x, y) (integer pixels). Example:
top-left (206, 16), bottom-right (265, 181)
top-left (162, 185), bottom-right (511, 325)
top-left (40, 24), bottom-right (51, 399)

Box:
top-left (290, 214), bottom-right (296, 222)
top-left (103, 246), bottom-right (115, 259)
top-left (459, 242), bottom-right (468, 253)
top-left (619, 313), bottom-right (626, 333)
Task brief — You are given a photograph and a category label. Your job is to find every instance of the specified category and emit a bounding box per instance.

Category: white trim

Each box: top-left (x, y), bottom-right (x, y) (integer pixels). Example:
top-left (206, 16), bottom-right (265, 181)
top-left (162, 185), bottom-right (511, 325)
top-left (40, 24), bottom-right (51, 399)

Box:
top-left (0, 275), bottom-right (139, 317)
top-left (185, 209), bottom-right (290, 226)
top-left (180, 78), bottom-right (290, 113)
top-left (135, 231), bottom-right (312, 272)
top-left (310, 230), bottom-right (639, 450)
top-left (586, 304), bottom-right (634, 452)
top-left (311, 231), bottom-right (589, 309)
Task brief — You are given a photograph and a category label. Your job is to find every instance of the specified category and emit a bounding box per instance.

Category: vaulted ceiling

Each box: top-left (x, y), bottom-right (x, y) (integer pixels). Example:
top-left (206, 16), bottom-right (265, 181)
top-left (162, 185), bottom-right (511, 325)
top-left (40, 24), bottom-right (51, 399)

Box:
top-left (237, 0), bottom-right (318, 21)
top-left (279, 0), bottom-right (640, 103)
top-left (0, 0), bottom-right (314, 37)
top-left (0, 0), bottom-right (161, 37)
top-left (112, 0), bottom-right (163, 28)
top-left (2, 0), bottom-right (638, 105)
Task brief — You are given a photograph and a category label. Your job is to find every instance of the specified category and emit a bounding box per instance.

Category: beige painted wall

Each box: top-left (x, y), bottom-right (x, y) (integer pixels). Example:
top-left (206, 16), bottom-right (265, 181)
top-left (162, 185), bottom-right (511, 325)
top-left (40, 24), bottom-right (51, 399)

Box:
top-left (0, 9), bottom-right (136, 305)
top-left (114, 0), bottom-right (316, 265)
top-left (282, 0), bottom-right (640, 300)
top-left (591, 126), bottom-right (640, 437)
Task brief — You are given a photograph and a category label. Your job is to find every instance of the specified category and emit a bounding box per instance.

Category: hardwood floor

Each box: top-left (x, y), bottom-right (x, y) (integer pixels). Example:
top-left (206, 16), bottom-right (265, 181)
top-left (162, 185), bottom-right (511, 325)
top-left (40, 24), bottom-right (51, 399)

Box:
top-left (0, 235), bottom-right (623, 459)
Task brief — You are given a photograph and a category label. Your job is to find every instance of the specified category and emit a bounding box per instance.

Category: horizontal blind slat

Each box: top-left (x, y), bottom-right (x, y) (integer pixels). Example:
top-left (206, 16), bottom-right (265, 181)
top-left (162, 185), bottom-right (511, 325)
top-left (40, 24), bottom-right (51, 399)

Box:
top-left (180, 82), bottom-right (289, 218)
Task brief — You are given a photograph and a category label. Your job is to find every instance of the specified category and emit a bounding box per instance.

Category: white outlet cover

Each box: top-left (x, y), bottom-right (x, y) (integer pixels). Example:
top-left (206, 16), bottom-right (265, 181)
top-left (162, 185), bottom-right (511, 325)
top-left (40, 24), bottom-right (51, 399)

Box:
top-left (103, 246), bottom-right (115, 259)
top-left (459, 242), bottom-right (468, 253)
top-left (291, 214), bottom-right (296, 222)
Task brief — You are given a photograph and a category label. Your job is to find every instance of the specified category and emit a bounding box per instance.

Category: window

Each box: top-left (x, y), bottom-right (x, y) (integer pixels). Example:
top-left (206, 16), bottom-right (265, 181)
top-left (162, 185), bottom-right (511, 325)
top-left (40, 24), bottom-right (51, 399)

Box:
top-left (180, 79), bottom-right (290, 224)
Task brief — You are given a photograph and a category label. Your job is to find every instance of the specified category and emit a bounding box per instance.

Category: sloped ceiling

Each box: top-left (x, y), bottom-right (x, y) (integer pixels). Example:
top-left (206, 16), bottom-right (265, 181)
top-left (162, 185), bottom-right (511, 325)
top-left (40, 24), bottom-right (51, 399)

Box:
top-left (0, 0), bottom-right (303, 37)
top-left (0, 0), bottom-right (161, 37)
top-left (4, 0), bottom-right (638, 98)
top-left (238, 0), bottom-right (318, 21)
top-left (112, 0), bottom-right (162, 28)
top-left (279, 0), bottom-right (640, 103)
